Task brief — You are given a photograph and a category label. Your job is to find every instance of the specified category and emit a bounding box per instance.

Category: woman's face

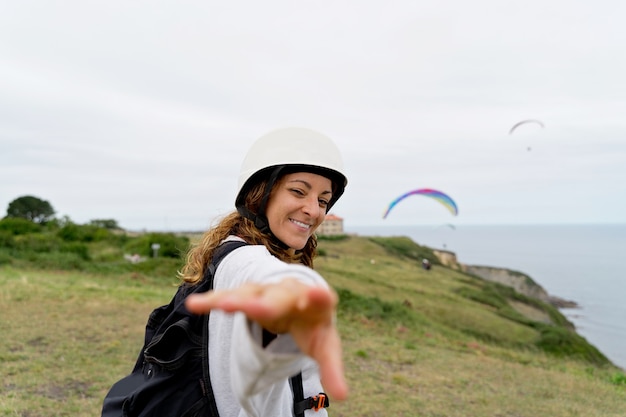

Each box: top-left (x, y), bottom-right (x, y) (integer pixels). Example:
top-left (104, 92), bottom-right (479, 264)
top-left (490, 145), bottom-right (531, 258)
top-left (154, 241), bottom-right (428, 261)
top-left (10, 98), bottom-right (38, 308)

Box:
top-left (265, 171), bottom-right (333, 253)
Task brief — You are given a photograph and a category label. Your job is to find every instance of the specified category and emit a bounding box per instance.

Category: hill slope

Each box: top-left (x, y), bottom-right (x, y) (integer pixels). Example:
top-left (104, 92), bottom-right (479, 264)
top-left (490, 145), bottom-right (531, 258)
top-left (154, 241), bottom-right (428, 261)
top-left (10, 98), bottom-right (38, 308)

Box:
top-left (316, 235), bottom-right (625, 416)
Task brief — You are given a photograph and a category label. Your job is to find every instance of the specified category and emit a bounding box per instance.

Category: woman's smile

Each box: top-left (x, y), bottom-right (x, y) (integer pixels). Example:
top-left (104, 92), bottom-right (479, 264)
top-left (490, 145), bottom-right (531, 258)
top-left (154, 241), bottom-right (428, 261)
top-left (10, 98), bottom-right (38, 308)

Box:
top-left (290, 218), bottom-right (312, 230)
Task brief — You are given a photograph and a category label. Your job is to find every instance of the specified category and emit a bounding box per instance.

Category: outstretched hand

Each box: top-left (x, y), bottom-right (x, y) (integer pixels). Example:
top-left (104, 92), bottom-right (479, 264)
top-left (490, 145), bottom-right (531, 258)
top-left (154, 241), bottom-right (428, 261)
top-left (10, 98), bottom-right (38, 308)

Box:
top-left (185, 279), bottom-right (348, 401)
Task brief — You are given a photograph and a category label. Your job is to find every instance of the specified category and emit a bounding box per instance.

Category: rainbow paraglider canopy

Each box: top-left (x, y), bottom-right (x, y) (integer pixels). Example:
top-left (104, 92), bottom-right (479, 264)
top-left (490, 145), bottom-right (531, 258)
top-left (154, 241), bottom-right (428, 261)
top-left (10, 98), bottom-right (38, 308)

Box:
top-left (383, 188), bottom-right (458, 219)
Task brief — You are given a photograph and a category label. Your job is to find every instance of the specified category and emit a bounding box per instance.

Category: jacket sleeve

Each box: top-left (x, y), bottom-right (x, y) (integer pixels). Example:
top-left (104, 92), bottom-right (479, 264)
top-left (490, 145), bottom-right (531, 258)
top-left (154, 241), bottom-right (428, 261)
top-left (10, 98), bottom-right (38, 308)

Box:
top-left (230, 314), bottom-right (313, 416)
top-left (213, 244), bottom-right (329, 417)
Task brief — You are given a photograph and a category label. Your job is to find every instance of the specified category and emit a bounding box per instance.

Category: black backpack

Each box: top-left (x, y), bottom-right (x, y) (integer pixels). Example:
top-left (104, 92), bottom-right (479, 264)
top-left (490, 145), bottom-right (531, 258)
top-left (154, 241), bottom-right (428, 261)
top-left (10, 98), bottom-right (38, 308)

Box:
top-left (101, 240), bottom-right (328, 417)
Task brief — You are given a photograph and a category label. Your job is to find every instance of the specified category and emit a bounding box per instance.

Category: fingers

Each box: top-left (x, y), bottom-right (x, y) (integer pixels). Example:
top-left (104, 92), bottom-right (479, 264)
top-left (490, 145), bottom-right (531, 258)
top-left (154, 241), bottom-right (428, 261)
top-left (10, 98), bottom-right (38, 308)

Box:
top-left (318, 329), bottom-right (349, 401)
top-left (185, 283), bottom-right (264, 314)
top-left (185, 291), bottom-right (222, 314)
top-left (303, 285), bottom-right (338, 317)
top-left (290, 309), bottom-right (348, 401)
top-left (187, 279), bottom-right (327, 315)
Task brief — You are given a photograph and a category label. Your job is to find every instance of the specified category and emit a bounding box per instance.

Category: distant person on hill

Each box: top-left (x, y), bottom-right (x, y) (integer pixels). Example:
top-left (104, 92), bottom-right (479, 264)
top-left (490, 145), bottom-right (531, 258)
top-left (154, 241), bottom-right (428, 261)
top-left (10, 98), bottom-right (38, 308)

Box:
top-left (103, 128), bottom-right (348, 417)
top-left (422, 259), bottom-right (431, 270)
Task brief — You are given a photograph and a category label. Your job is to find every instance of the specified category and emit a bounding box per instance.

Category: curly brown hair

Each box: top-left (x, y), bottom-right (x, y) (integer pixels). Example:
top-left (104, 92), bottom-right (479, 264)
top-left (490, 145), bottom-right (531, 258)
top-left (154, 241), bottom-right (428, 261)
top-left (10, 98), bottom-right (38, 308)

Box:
top-left (178, 178), bottom-right (318, 285)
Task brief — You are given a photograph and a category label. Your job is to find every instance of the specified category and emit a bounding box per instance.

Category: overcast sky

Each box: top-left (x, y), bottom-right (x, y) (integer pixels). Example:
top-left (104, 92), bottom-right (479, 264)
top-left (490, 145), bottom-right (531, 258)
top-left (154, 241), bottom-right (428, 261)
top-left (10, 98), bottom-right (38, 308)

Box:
top-left (1, 1), bottom-right (625, 231)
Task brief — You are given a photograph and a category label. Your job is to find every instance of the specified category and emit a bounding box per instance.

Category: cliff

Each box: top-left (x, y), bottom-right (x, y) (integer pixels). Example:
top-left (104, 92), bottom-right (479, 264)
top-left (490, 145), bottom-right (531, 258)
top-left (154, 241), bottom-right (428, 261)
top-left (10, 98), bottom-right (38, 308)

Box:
top-left (432, 249), bottom-right (578, 308)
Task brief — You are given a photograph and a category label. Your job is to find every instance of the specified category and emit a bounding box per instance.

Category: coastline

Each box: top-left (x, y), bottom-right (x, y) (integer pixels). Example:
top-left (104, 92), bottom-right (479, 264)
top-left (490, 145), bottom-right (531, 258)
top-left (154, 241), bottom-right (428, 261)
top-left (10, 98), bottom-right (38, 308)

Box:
top-left (346, 224), bottom-right (626, 370)
top-left (431, 248), bottom-right (579, 310)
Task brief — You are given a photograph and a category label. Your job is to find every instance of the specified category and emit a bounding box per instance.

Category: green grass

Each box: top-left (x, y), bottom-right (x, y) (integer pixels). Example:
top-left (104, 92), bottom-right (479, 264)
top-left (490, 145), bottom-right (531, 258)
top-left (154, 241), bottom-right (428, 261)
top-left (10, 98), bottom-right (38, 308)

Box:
top-left (1, 234), bottom-right (625, 417)
top-left (0, 267), bottom-right (175, 417)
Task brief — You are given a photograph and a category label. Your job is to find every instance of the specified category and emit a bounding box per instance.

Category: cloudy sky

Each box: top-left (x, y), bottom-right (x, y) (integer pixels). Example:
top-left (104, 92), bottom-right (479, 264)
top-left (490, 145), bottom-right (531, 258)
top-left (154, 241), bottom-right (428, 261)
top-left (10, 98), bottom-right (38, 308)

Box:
top-left (1, 1), bottom-right (625, 231)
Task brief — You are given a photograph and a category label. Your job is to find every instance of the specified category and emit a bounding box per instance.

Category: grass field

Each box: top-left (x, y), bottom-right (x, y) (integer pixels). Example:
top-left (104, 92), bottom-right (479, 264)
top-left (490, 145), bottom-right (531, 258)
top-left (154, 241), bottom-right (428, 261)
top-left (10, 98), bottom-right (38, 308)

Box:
top-left (1, 235), bottom-right (625, 416)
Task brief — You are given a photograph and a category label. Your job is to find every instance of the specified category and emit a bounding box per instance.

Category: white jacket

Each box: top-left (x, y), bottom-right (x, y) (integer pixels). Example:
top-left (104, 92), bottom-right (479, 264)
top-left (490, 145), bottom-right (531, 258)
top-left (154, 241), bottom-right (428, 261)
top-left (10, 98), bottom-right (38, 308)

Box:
top-left (209, 237), bottom-right (330, 417)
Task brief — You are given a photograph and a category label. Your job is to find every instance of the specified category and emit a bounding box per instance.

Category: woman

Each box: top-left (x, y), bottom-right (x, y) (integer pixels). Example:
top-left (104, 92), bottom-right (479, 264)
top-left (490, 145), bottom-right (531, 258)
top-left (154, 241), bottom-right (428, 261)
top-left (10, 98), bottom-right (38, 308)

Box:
top-left (183, 127), bottom-right (349, 417)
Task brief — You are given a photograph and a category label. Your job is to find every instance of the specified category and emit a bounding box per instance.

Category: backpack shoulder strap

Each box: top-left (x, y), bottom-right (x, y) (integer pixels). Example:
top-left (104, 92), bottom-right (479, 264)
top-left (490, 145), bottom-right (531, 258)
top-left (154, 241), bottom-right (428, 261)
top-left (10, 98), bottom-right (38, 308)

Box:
top-left (184, 240), bottom-right (249, 297)
top-left (291, 373), bottom-right (305, 417)
top-left (197, 239), bottom-right (249, 417)
top-left (207, 240), bottom-right (248, 285)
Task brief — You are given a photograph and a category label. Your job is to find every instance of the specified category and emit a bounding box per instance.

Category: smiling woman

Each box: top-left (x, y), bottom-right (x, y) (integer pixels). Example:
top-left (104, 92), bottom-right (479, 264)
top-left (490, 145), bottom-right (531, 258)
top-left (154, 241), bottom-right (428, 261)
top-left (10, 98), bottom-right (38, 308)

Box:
top-left (102, 127), bottom-right (349, 417)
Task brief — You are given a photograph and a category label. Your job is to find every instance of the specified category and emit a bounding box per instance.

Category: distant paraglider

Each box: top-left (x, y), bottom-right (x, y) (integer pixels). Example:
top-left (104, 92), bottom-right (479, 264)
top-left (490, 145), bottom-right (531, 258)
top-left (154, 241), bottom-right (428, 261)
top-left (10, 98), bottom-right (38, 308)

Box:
top-left (383, 188), bottom-right (458, 219)
top-left (508, 119), bottom-right (545, 135)
top-left (509, 119), bottom-right (545, 151)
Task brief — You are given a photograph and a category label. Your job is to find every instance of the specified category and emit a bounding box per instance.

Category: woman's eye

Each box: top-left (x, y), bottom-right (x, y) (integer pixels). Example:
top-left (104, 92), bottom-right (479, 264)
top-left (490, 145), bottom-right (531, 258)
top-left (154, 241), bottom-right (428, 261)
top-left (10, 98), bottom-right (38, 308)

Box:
top-left (290, 188), bottom-right (305, 196)
top-left (319, 199), bottom-right (329, 207)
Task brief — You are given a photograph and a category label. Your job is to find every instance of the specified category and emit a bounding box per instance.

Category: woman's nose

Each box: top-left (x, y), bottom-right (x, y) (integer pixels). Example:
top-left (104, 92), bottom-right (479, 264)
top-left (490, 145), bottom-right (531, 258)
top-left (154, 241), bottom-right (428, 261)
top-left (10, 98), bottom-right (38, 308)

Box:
top-left (302, 196), bottom-right (321, 217)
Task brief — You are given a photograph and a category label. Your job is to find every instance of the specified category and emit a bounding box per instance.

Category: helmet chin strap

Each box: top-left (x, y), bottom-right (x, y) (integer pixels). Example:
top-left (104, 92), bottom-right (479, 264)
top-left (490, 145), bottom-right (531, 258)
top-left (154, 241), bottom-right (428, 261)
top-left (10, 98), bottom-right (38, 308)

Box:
top-left (236, 166), bottom-right (290, 249)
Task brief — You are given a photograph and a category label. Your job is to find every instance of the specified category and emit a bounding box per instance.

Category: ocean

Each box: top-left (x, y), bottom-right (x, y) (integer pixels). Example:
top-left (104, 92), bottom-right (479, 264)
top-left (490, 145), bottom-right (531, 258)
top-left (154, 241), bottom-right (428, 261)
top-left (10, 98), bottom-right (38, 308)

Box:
top-left (346, 223), bottom-right (626, 370)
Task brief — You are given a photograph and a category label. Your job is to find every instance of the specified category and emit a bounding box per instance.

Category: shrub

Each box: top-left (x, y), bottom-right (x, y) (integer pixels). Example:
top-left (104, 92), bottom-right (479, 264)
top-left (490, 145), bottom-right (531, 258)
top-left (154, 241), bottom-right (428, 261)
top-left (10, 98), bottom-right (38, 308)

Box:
top-left (317, 234), bottom-right (349, 241)
top-left (0, 249), bottom-right (12, 265)
top-left (12, 233), bottom-right (62, 252)
top-left (32, 252), bottom-right (88, 270)
top-left (60, 242), bottom-right (91, 260)
top-left (455, 285), bottom-right (507, 309)
top-left (89, 218), bottom-right (121, 230)
top-left (610, 373), bottom-right (626, 386)
top-left (534, 324), bottom-right (610, 366)
top-left (57, 223), bottom-right (112, 242)
top-left (336, 287), bottom-right (420, 327)
top-left (0, 231), bottom-right (15, 248)
top-left (0, 217), bottom-right (42, 235)
top-left (124, 233), bottom-right (190, 259)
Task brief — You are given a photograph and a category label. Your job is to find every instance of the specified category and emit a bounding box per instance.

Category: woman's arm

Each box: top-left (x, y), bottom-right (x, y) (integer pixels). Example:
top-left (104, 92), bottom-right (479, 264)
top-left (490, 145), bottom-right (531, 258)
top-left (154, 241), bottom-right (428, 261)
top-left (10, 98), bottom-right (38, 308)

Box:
top-left (186, 278), bottom-right (348, 401)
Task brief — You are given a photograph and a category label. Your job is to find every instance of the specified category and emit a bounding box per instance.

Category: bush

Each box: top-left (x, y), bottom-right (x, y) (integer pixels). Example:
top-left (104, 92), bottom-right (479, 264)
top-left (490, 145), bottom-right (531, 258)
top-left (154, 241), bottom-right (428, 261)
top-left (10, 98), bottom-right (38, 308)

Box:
top-left (0, 249), bottom-right (12, 265)
top-left (12, 233), bottom-right (62, 252)
top-left (0, 231), bottom-right (15, 248)
top-left (610, 372), bottom-right (626, 386)
top-left (535, 324), bottom-right (610, 366)
top-left (0, 217), bottom-right (42, 235)
top-left (124, 233), bottom-right (190, 259)
top-left (89, 218), bottom-right (121, 230)
top-left (336, 287), bottom-right (420, 327)
top-left (317, 234), bottom-right (349, 241)
top-left (60, 242), bottom-right (91, 260)
top-left (456, 285), bottom-right (507, 309)
top-left (31, 252), bottom-right (88, 270)
top-left (57, 223), bottom-right (112, 242)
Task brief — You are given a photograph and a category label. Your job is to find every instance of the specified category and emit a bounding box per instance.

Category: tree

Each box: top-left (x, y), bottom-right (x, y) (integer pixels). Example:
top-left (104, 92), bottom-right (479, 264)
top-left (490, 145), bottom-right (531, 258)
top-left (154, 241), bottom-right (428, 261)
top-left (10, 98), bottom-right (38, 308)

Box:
top-left (89, 219), bottom-right (121, 230)
top-left (6, 195), bottom-right (55, 224)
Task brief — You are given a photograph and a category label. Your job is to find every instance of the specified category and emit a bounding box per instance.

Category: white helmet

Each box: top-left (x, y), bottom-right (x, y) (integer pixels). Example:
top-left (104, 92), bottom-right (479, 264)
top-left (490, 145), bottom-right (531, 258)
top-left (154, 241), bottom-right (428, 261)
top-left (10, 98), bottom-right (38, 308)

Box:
top-left (236, 127), bottom-right (348, 214)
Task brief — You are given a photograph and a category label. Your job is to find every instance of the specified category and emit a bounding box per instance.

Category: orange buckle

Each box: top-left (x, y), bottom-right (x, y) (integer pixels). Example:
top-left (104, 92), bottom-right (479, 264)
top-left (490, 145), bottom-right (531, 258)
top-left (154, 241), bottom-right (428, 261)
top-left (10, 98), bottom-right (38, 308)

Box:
top-left (312, 394), bottom-right (327, 411)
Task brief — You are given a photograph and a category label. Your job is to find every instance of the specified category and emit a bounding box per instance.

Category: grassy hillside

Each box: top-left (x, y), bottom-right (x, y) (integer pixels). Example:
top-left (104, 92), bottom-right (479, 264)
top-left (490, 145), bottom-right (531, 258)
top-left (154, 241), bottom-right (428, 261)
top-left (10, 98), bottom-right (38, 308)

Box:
top-left (1, 234), bottom-right (624, 416)
top-left (316, 235), bottom-right (625, 416)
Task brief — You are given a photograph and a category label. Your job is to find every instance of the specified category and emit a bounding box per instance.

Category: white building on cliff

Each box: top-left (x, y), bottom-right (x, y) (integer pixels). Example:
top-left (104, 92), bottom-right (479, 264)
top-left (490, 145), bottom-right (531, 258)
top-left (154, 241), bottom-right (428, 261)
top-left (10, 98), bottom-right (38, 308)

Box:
top-left (317, 213), bottom-right (344, 236)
